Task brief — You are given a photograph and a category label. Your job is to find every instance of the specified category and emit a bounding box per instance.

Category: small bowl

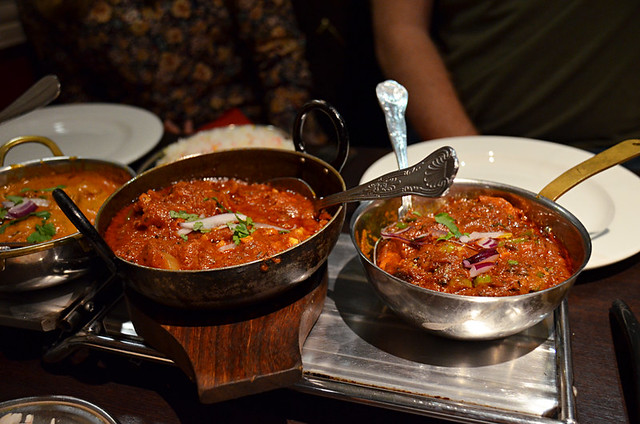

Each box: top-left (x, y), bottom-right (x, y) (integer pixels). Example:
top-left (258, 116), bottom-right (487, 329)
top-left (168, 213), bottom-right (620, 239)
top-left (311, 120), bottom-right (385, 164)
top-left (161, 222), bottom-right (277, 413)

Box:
top-left (350, 179), bottom-right (591, 340)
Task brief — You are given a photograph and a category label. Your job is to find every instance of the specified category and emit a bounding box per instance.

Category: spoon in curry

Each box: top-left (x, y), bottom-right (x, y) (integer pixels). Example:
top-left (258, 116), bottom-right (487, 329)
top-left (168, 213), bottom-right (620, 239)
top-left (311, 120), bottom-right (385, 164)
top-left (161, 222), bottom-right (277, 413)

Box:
top-left (269, 145), bottom-right (459, 210)
top-left (376, 80), bottom-right (412, 219)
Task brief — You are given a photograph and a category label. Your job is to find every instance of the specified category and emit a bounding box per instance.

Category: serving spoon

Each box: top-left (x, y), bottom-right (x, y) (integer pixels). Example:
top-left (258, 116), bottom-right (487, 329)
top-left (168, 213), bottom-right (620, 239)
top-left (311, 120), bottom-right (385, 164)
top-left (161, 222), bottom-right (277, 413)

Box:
top-left (376, 80), bottom-right (411, 219)
top-left (0, 75), bottom-right (61, 124)
top-left (270, 145), bottom-right (459, 211)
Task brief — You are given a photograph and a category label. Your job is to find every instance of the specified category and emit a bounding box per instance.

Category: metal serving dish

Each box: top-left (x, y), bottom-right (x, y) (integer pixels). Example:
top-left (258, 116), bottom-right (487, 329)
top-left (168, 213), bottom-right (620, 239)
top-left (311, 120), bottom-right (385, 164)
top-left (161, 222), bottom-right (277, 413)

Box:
top-left (350, 179), bottom-right (591, 340)
top-left (0, 136), bottom-right (135, 291)
top-left (55, 100), bottom-right (349, 309)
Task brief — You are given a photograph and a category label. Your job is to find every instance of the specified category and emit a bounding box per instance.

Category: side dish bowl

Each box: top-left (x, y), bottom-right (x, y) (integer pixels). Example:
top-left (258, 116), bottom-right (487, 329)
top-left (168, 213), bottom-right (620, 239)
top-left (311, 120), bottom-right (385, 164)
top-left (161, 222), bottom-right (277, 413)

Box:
top-left (350, 179), bottom-right (591, 340)
top-left (0, 136), bottom-right (135, 291)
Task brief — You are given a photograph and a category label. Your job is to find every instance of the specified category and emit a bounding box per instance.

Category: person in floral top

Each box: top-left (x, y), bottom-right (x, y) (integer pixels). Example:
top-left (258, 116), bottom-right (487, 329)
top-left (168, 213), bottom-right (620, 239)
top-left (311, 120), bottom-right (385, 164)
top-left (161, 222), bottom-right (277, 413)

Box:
top-left (17, 0), bottom-right (314, 135)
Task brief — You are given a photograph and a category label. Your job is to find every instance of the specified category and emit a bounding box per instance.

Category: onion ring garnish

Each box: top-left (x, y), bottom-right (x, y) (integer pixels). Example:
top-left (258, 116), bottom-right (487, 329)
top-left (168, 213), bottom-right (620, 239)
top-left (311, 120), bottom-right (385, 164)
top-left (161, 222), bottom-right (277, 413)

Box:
top-left (178, 213), bottom-right (291, 237)
top-left (459, 231), bottom-right (508, 243)
top-left (477, 237), bottom-right (498, 249)
top-left (381, 224), bottom-right (411, 236)
top-left (179, 212), bottom-right (245, 230)
top-left (5, 199), bottom-right (38, 219)
top-left (463, 248), bottom-right (499, 268)
top-left (469, 261), bottom-right (496, 278)
top-left (30, 198), bottom-right (50, 207)
top-left (463, 248), bottom-right (499, 277)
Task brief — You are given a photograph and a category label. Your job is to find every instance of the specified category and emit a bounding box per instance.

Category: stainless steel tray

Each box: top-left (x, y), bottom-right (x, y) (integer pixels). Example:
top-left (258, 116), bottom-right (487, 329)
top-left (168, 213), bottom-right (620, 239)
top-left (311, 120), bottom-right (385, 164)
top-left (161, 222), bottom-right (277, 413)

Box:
top-left (44, 234), bottom-right (576, 424)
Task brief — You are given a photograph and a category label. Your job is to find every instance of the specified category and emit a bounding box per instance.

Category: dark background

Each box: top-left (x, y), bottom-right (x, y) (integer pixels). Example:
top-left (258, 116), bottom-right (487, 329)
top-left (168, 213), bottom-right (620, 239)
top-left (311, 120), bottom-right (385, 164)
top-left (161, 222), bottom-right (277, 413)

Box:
top-left (0, 1), bottom-right (391, 148)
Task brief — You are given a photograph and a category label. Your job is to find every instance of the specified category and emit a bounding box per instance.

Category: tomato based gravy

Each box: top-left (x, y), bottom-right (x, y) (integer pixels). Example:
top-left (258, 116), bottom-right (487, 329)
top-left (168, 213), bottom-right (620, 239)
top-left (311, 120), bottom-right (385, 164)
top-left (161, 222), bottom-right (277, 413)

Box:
top-left (371, 195), bottom-right (573, 297)
top-left (103, 178), bottom-right (331, 270)
top-left (1, 170), bottom-right (127, 244)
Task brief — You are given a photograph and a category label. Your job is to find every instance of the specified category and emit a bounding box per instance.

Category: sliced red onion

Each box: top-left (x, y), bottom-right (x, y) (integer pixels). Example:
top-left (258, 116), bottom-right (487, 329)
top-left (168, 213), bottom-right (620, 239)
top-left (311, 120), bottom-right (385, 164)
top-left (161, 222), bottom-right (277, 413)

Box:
top-left (6, 199), bottom-right (37, 219)
top-left (254, 222), bottom-right (290, 232)
top-left (477, 237), bottom-right (498, 249)
top-left (218, 243), bottom-right (236, 252)
top-left (380, 232), bottom-right (414, 244)
top-left (177, 228), bottom-right (192, 236)
top-left (2, 200), bottom-right (15, 209)
top-left (469, 262), bottom-right (495, 278)
top-left (179, 213), bottom-right (246, 230)
top-left (459, 231), bottom-right (507, 243)
top-left (179, 212), bottom-right (291, 235)
top-left (381, 223), bottom-right (447, 246)
top-left (462, 248), bottom-right (499, 268)
top-left (30, 198), bottom-right (50, 207)
top-left (226, 222), bottom-right (291, 233)
top-left (381, 224), bottom-right (411, 237)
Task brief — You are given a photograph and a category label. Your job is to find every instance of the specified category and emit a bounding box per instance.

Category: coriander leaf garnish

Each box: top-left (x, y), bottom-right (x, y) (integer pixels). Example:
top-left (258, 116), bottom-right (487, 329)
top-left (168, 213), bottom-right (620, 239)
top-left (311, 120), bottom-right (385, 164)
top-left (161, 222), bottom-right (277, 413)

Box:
top-left (228, 213), bottom-right (255, 244)
top-left (169, 210), bottom-right (200, 222)
top-left (20, 185), bottom-right (66, 193)
top-left (204, 196), bottom-right (230, 213)
top-left (27, 221), bottom-right (56, 243)
top-left (435, 212), bottom-right (462, 238)
top-left (0, 210), bottom-right (51, 234)
top-left (192, 221), bottom-right (210, 233)
top-left (5, 195), bottom-right (23, 204)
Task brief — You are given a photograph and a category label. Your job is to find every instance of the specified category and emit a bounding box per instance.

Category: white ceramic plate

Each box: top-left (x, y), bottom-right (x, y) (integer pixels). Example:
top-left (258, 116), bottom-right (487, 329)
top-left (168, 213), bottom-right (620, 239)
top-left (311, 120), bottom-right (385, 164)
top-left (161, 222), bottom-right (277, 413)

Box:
top-left (361, 135), bottom-right (640, 270)
top-left (0, 103), bottom-right (163, 165)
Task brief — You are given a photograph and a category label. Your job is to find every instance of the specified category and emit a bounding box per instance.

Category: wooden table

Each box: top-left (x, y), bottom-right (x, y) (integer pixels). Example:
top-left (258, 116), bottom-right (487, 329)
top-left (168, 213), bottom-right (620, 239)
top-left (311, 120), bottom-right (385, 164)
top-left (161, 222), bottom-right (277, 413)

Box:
top-left (1, 145), bottom-right (638, 423)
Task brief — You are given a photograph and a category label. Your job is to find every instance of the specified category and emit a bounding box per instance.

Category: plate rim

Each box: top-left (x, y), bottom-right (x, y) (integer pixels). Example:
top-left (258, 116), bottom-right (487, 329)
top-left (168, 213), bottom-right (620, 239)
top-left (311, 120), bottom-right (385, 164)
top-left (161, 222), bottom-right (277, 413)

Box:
top-left (360, 135), bottom-right (640, 270)
top-left (0, 102), bottom-right (163, 165)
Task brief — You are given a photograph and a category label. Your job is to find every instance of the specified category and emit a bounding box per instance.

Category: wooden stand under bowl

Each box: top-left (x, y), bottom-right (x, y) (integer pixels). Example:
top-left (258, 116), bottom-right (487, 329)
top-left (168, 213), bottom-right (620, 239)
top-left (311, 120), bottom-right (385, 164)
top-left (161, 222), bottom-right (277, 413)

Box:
top-left (126, 263), bottom-right (328, 403)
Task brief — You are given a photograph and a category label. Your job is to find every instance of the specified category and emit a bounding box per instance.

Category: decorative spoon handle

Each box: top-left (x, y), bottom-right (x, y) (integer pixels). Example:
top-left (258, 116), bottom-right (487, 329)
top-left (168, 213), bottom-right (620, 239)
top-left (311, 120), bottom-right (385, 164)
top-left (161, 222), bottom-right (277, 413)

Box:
top-left (316, 146), bottom-right (458, 210)
top-left (376, 80), bottom-right (411, 217)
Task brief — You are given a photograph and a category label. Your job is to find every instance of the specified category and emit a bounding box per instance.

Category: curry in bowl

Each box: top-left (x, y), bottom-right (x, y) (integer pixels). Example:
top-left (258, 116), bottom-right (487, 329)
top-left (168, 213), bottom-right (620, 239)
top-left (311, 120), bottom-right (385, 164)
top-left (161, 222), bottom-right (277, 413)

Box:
top-left (1, 169), bottom-right (128, 245)
top-left (103, 177), bottom-right (331, 270)
top-left (370, 194), bottom-right (573, 297)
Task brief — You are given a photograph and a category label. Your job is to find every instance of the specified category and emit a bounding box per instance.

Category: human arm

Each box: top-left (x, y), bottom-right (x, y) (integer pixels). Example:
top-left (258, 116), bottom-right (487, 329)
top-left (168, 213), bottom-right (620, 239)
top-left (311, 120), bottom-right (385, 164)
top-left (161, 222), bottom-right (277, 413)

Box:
top-left (371, 0), bottom-right (478, 140)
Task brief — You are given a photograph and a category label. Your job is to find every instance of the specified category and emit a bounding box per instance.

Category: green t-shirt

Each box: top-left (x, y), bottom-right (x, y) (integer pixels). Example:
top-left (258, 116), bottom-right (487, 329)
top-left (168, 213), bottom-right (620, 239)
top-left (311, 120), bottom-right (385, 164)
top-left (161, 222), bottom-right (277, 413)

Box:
top-left (431, 0), bottom-right (640, 150)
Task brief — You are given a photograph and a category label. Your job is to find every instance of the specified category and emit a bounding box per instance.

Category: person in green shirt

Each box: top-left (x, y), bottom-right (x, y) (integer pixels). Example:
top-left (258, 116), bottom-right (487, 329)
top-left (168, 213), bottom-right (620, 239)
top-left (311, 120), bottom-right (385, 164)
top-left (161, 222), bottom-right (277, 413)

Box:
top-left (371, 0), bottom-right (640, 154)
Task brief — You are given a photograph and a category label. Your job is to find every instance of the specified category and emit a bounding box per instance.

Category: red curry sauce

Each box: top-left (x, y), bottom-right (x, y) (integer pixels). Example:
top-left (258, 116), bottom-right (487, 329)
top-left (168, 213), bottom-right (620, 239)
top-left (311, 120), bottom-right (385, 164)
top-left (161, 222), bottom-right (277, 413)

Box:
top-left (373, 195), bottom-right (573, 297)
top-left (103, 178), bottom-right (331, 270)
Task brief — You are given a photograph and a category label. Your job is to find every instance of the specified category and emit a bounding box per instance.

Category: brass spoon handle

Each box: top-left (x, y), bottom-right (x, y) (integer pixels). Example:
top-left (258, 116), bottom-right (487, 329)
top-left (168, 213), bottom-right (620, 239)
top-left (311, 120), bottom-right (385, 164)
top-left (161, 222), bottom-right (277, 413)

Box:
top-left (538, 139), bottom-right (640, 202)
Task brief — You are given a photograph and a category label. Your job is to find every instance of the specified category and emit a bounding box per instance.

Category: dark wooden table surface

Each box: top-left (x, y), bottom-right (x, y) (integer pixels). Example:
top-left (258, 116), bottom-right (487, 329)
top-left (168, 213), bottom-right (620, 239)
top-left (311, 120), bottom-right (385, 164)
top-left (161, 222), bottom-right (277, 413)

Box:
top-left (1, 144), bottom-right (638, 424)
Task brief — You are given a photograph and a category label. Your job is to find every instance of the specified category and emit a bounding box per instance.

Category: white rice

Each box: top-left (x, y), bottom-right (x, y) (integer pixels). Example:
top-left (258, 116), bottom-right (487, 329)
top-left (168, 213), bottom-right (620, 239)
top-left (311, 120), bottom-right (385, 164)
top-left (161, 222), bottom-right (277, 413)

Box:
top-left (158, 125), bottom-right (294, 165)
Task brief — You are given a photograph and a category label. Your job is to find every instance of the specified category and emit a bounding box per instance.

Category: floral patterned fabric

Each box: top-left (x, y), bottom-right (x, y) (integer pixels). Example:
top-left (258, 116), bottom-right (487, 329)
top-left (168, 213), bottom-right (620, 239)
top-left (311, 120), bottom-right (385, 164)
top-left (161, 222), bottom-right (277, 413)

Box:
top-left (17, 0), bottom-right (313, 132)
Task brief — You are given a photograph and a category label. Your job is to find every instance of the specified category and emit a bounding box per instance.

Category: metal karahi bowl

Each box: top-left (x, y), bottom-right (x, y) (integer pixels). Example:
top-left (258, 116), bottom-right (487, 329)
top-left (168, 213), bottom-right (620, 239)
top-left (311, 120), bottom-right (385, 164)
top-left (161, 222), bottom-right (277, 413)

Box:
top-left (350, 179), bottom-right (591, 340)
top-left (55, 99), bottom-right (350, 310)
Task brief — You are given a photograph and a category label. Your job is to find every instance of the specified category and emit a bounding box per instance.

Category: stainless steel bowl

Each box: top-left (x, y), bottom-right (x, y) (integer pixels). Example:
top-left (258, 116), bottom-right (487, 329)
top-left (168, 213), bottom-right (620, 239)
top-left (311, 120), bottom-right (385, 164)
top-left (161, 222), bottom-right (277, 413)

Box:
top-left (0, 136), bottom-right (135, 291)
top-left (350, 179), bottom-right (591, 340)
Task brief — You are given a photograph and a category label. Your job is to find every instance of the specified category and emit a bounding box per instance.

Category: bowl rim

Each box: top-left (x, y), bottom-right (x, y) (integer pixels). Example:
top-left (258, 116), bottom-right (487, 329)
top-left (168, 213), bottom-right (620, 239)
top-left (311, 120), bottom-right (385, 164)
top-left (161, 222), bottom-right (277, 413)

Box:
top-left (0, 155), bottom-right (135, 259)
top-left (95, 147), bottom-right (347, 274)
top-left (349, 178), bottom-right (592, 301)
